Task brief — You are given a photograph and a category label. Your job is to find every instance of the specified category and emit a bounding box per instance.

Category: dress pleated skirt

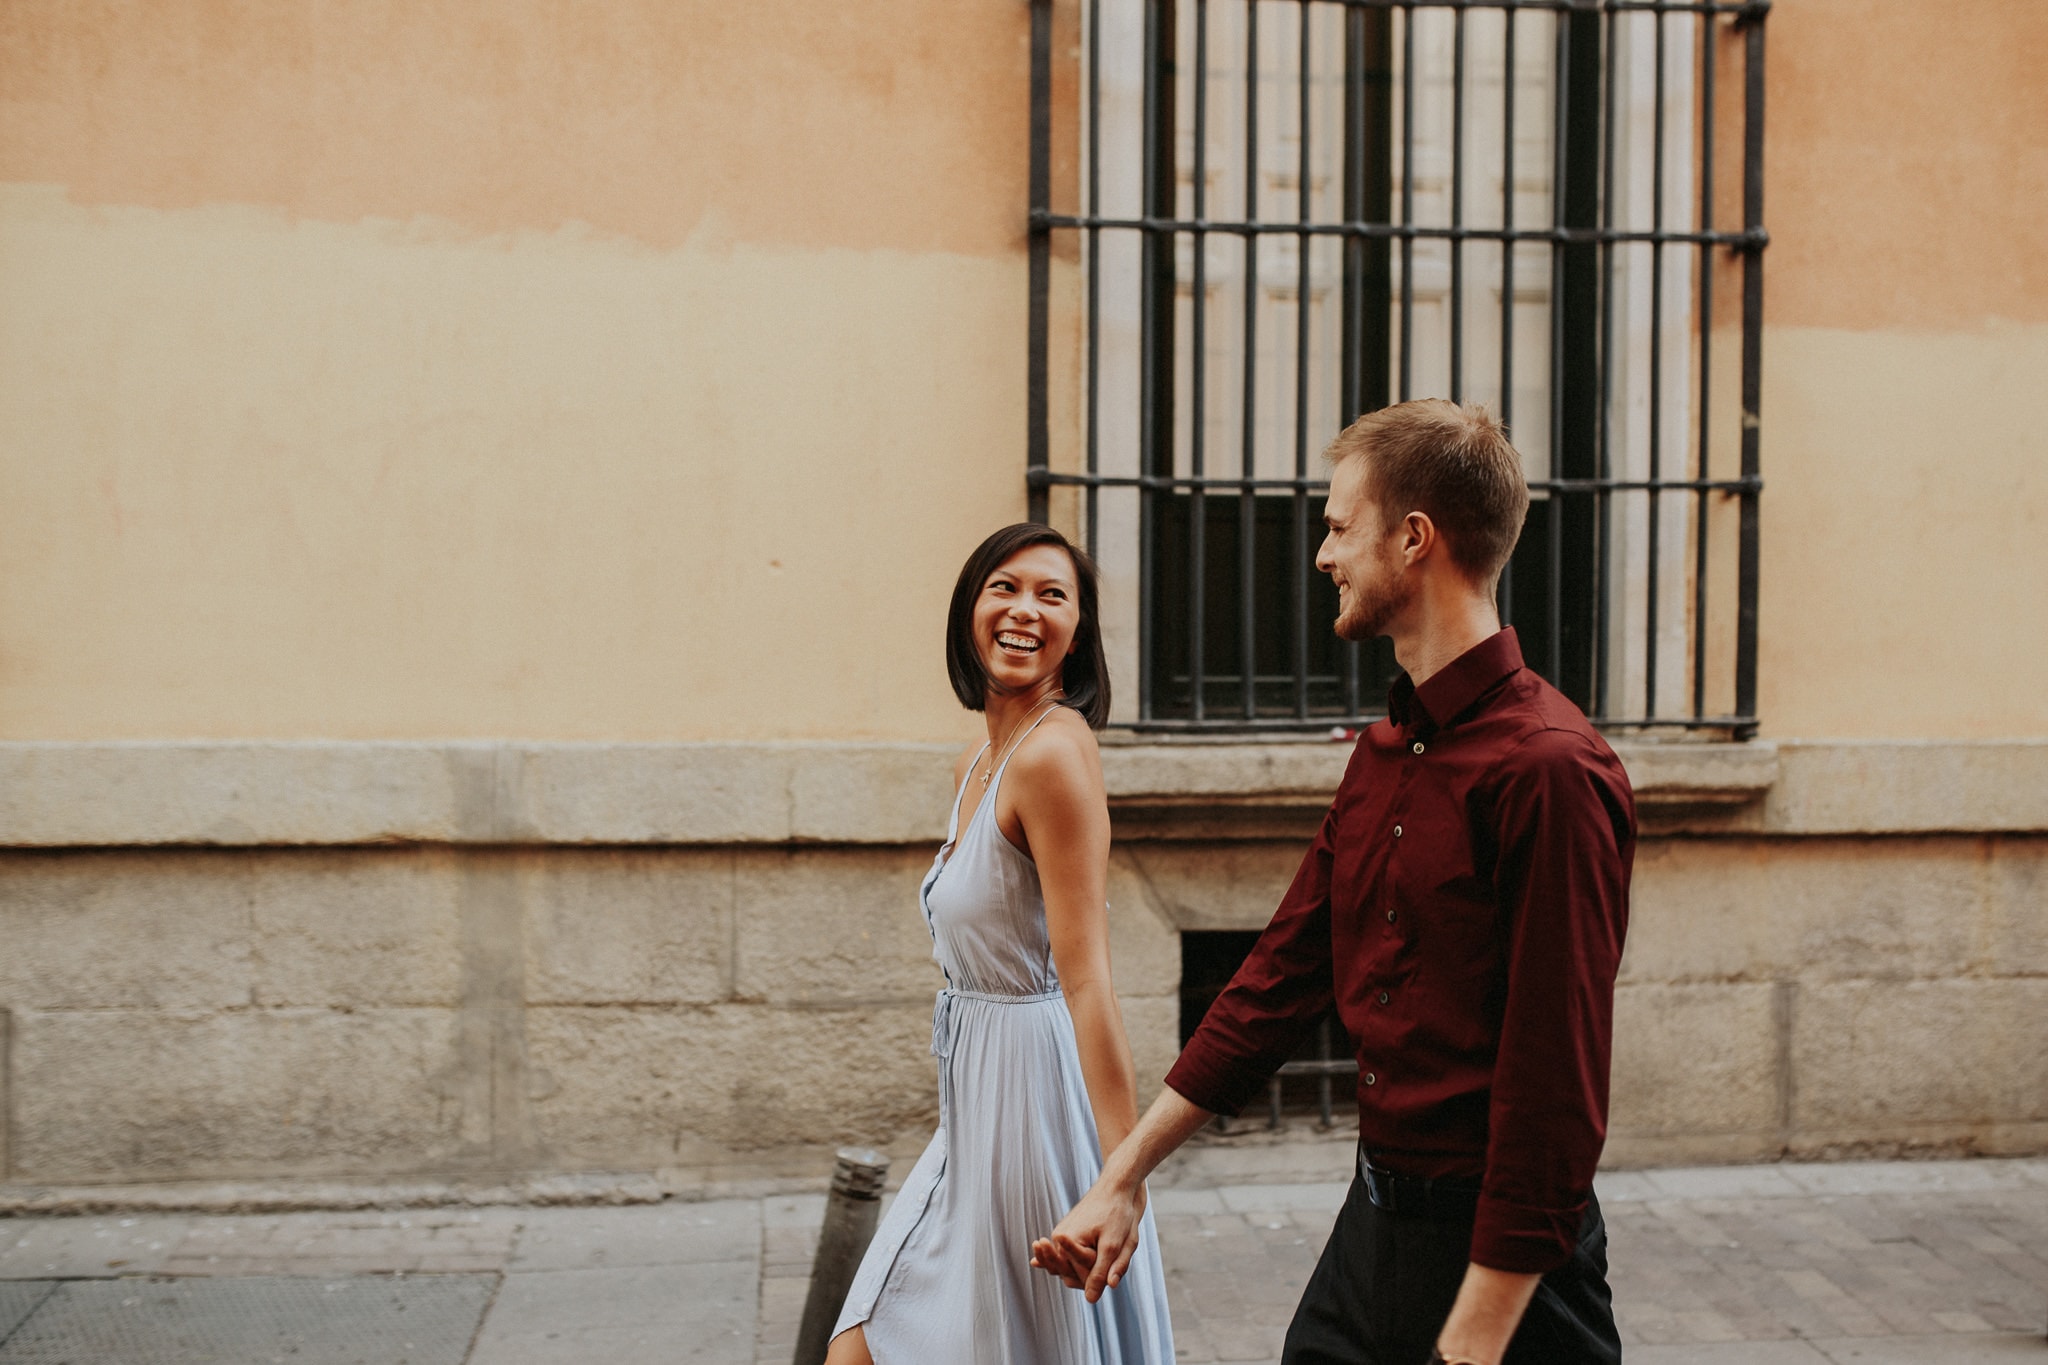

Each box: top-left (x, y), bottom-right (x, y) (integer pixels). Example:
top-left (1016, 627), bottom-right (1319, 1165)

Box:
top-left (832, 991), bottom-right (1175, 1365)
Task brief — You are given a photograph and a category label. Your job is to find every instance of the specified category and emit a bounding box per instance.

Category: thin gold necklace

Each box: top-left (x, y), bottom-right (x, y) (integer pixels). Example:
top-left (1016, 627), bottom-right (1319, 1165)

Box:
top-left (981, 696), bottom-right (1061, 789)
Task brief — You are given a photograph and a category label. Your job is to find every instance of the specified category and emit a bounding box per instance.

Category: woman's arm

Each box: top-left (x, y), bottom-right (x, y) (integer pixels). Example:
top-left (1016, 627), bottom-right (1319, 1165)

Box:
top-left (1001, 714), bottom-right (1140, 1158)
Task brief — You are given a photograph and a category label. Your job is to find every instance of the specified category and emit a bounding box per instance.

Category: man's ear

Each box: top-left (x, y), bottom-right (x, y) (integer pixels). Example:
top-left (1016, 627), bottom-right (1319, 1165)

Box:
top-left (1402, 511), bottom-right (1437, 566)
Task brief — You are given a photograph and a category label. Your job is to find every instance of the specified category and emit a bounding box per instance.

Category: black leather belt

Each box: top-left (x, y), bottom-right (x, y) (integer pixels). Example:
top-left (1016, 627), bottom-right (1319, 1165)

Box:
top-left (1358, 1149), bottom-right (1482, 1220)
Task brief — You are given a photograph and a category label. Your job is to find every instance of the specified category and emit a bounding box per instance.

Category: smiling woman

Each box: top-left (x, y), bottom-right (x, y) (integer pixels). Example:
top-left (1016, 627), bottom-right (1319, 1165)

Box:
top-left (824, 524), bottom-right (1172, 1365)
top-left (945, 522), bottom-right (1112, 730)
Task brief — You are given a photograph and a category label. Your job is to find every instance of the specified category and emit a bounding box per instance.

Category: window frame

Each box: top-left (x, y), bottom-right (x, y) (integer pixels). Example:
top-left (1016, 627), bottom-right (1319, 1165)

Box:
top-left (1027, 0), bottom-right (1768, 738)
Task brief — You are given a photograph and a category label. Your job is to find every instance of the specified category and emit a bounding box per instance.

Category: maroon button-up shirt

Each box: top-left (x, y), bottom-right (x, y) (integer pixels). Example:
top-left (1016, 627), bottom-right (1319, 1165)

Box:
top-left (1165, 628), bottom-right (1634, 1274)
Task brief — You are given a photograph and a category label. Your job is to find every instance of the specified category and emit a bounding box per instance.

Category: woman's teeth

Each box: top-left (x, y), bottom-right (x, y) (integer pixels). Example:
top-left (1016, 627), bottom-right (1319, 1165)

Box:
top-left (997, 633), bottom-right (1041, 653)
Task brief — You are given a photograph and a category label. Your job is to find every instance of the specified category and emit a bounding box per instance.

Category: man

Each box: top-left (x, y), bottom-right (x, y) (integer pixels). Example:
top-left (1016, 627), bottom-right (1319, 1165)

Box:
top-left (1032, 400), bottom-right (1634, 1365)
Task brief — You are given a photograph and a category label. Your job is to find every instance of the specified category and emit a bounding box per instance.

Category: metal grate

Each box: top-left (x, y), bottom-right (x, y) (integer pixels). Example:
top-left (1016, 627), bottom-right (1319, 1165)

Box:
top-left (0, 1275), bottom-right (496, 1365)
top-left (1027, 0), bottom-right (1767, 735)
top-left (1181, 930), bottom-right (1357, 1128)
top-left (1267, 1015), bottom-right (1357, 1130)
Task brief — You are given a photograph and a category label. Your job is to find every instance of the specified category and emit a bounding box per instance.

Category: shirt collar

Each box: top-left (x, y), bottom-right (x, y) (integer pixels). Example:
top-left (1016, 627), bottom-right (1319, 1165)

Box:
top-left (1386, 627), bottom-right (1526, 734)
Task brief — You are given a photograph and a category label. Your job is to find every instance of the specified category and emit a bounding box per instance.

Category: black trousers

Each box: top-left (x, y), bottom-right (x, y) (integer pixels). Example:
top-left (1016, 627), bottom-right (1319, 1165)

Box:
top-left (1280, 1171), bottom-right (1621, 1365)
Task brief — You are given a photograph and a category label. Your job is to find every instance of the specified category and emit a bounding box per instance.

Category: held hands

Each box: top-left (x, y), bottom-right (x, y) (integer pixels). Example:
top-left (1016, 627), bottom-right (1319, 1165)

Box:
top-left (1029, 1176), bottom-right (1148, 1302)
top-left (1032, 1086), bottom-right (1210, 1299)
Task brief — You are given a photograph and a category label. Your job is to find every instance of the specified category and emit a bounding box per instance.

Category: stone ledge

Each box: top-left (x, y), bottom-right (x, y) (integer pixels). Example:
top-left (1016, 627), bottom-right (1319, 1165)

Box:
top-left (0, 740), bottom-right (962, 848)
top-left (2, 737), bottom-right (2044, 846)
top-left (0, 1171), bottom-right (672, 1216)
top-left (9, 1151), bottom-right (2041, 1214)
top-left (1617, 739), bottom-right (1780, 809)
top-left (1749, 739), bottom-right (2048, 835)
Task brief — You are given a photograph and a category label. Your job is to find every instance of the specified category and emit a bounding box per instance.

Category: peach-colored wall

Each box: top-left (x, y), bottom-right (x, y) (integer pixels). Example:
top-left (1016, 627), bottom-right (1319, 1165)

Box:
top-left (1764, 0), bottom-right (2048, 333)
top-left (0, 0), bottom-right (1025, 257)
top-left (0, 1), bottom-right (1036, 741)
top-left (1754, 0), bottom-right (2048, 738)
top-left (2, 0), bottom-right (2043, 743)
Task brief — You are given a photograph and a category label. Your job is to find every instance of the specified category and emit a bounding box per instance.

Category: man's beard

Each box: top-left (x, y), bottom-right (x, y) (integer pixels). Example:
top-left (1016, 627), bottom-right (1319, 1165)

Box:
top-left (1333, 567), bottom-right (1412, 643)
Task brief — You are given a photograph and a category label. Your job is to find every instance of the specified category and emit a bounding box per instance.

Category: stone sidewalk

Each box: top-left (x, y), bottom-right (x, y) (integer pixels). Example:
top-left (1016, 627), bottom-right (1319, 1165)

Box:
top-left (2, 1157), bottom-right (2044, 1363)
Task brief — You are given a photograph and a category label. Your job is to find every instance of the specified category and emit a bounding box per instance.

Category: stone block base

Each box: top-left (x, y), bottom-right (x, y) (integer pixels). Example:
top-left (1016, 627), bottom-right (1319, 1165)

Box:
top-left (1, 832), bottom-right (2041, 1189)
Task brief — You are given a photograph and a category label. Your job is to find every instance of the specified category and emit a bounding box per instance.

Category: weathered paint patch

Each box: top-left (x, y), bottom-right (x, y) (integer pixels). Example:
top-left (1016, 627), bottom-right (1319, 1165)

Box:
top-left (0, 0), bottom-right (1029, 257)
top-left (1766, 0), bottom-right (2048, 331)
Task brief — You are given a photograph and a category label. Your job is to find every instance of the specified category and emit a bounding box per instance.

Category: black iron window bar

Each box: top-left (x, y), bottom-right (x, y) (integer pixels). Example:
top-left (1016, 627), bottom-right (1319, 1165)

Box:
top-left (1026, 0), bottom-right (1767, 736)
top-left (1268, 1015), bottom-right (1355, 1129)
top-left (1183, 932), bottom-right (1359, 1128)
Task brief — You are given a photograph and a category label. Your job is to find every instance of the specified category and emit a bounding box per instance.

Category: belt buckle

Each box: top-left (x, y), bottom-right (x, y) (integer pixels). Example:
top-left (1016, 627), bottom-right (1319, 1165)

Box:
top-left (1360, 1151), bottom-right (1477, 1220)
top-left (1358, 1149), bottom-right (1399, 1214)
top-left (1370, 1166), bottom-right (1400, 1214)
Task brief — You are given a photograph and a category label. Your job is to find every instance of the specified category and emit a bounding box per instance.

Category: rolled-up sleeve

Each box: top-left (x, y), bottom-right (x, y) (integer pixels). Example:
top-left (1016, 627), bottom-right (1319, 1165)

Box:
top-left (1164, 805), bottom-right (1339, 1117)
top-left (1471, 729), bottom-right (1633, 1273)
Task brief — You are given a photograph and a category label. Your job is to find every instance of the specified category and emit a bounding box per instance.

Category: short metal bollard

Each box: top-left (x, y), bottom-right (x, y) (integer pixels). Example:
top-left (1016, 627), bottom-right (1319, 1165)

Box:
top-left (792, 1146), bottom-right (892, 1365)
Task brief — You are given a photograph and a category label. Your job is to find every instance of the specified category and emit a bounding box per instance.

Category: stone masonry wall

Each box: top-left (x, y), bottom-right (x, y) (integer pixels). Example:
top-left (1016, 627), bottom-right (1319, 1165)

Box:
top-left (0, 845), bottom-right (1183, 1190)
top-left (1114, 833), bottom-right (2048, 1165)
top-left (2, 740), bottom-right (2043, 1194)
top-left (1611, 834), bottom-right (2048, 1165)
top-left (1, 834), bottom-right (2041, 1192)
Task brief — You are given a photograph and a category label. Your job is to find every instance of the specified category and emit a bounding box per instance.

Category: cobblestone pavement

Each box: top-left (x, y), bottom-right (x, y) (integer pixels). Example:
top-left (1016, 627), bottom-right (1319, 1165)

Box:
top-left (2, 1158), bottom-right (2043, 1363)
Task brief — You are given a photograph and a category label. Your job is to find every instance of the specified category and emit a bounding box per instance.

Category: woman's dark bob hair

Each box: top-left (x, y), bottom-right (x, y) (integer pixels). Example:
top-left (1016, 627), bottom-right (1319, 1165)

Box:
top-left (945, 523), bottom-right (1111, 729)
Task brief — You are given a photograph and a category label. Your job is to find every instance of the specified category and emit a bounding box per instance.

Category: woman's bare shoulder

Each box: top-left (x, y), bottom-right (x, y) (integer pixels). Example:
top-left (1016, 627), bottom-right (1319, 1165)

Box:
top-left (1006, 706), bottom-right (1104, 795)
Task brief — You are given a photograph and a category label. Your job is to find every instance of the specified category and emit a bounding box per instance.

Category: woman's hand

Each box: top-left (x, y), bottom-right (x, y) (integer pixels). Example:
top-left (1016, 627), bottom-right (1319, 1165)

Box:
top-left (1031, 1087), bottom-right (1212, 1298)
top-left (1031, 1173), bottom-right (1147, 1299)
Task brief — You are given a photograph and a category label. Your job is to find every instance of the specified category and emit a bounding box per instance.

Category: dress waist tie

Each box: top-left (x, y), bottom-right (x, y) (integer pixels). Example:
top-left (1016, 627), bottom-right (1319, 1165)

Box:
top-left (930, 987), bottom-right (1064, 1124)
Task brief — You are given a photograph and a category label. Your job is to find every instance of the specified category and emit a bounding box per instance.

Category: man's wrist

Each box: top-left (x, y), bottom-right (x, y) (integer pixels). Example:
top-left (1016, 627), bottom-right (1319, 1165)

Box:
top-left (1427, 1351), bottom-right (1486, 1365)
top-left (1098, 1154), bottom-right (1146, 1200)
top-left (1434, 1261), bottom-right (1540, 1365)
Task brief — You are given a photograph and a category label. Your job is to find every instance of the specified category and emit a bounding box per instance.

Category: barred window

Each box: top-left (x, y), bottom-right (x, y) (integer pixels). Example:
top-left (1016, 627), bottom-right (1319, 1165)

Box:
top-left (1027, 0), bottom-right (1767, 735)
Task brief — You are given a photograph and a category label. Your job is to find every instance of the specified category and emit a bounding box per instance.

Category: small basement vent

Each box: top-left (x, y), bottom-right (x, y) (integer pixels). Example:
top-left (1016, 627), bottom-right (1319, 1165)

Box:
top-left (1179, 929), bottom-right (1357, 1129)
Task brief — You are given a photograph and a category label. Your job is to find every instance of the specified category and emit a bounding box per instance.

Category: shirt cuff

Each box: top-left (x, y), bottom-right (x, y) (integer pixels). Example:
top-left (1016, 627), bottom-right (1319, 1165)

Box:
top-left (1162, 1039), bottom-right (1260, 1119)
top-left (1469, 1191), bottom-right (1587, 1275)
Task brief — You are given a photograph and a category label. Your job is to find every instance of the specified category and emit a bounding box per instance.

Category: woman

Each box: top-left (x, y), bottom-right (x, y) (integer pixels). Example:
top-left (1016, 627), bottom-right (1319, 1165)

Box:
top-left (827, 524), bottom-right (1174, 1364)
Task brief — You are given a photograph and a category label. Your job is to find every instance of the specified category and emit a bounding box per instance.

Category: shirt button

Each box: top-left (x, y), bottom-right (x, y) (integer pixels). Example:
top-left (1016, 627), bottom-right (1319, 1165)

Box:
top-left (1393, 824), bottom-right (1403, 838)
top-left (1377, 991), bottom-right (1390, 1006)
top-left (1412, 741), bottom-right (1425, 755)
top-left (1386, 909), bottom-right (1397, 923)
top-left (1364, 1072), bottom-right (1378, 1086)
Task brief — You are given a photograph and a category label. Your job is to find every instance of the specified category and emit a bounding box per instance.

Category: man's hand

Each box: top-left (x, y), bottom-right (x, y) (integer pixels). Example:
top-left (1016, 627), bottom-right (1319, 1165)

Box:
top-left (1030, 1177), bottom-right (1147, 1301)
top-left (1433, 1262), bottom-right (1541, 1365)
top-left (1030, 1087), bottom-right (1214, 1300)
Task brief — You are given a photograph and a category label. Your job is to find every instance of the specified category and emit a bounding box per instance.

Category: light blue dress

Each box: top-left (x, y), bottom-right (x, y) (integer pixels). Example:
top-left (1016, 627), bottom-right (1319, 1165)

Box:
top-left (834, 713), bottom-right (1176, 1364)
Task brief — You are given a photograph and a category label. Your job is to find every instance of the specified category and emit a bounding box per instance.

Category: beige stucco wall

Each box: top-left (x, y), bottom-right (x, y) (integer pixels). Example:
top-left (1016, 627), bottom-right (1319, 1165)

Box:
top-left (0, 185), bottom-right (1015, 741)
top-left (2, 0), bottom-right (2044, 742)
top-left (1754, 0), bottom-right (2048, 738)
top-left (0, 0), bottom-right (1030, 744)
top-left (1759, 324), bottom-right (2048, 737)
top-left (1, 1), bottom-right (2045, 1200)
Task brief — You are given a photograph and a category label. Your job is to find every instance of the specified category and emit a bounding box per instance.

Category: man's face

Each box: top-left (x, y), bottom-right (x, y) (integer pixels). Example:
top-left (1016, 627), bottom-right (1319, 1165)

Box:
top-left (1316, 457), bottom-right (1411, 643)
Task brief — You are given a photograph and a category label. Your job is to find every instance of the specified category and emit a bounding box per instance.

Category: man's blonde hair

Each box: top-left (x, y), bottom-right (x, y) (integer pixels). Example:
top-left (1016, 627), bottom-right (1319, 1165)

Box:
top-left (1325, 399), bottom-right (1531, 584)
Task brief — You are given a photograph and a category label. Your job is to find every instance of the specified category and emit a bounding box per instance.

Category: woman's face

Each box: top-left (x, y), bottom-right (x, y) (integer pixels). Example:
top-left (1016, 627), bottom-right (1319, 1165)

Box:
top-left (973, 544), bottom-right (1081, 699)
